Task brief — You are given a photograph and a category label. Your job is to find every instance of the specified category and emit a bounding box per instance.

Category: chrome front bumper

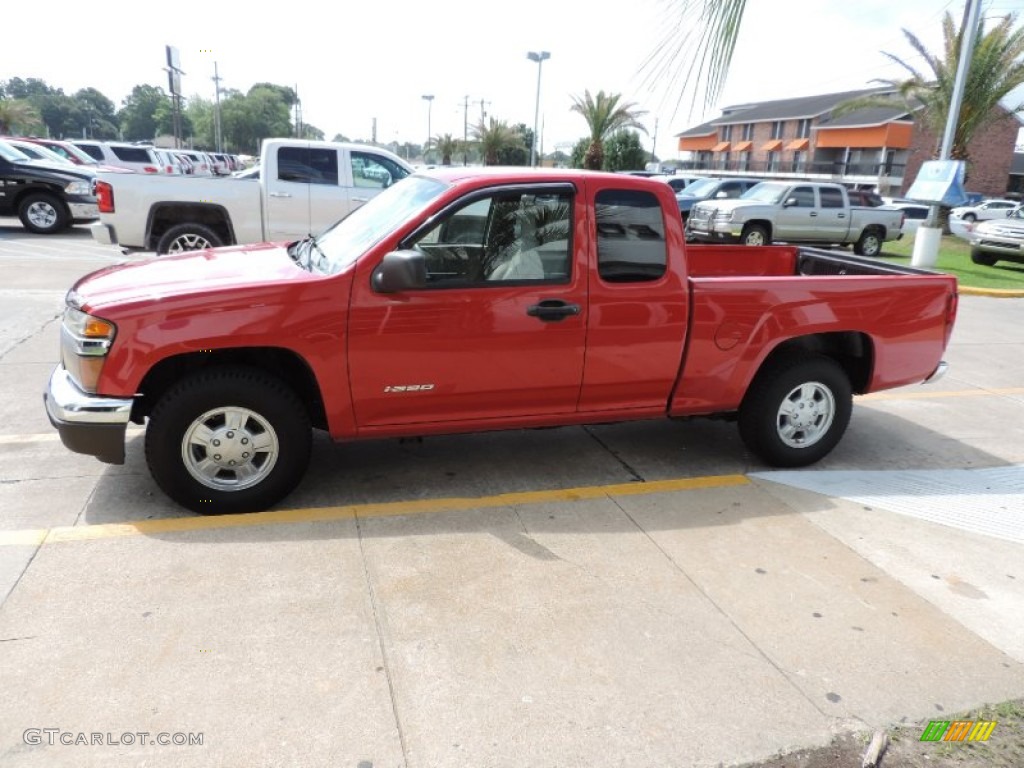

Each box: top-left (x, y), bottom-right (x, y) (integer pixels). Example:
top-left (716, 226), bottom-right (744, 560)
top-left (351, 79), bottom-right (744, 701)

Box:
top-left (44, 366), bottom-right (133, 464)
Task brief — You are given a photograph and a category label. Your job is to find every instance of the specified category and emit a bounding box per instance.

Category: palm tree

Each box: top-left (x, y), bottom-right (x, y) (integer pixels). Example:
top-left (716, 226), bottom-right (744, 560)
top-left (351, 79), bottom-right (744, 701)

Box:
top-left (864, 11), bottom-right (1024, 162)
top-left (641, 0), bottom-right (747, 118)
top-left (471, 118), bottom-right (523, 165)
top-left (0, 99), bottom-right (42, 134)
top-left (569, 90), bottom-right (648, 171)
top-left (429, 133), bottom-right (461, 166)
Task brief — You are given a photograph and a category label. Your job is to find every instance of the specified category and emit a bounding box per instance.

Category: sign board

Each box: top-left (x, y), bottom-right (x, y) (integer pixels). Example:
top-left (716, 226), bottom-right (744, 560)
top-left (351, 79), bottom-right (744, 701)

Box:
top-left (904, 160), bottom-right (969, 207)
top-left (167, 71), bottom-right (181, 96)
top-left (166, 45), bottom-right (181, 71)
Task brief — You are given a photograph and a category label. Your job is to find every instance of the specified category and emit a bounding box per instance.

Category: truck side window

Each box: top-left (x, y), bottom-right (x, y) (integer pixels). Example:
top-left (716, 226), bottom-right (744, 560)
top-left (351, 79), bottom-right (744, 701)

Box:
top-left (352, 152), bottom-right (409, 190)
top-left (277, 146), bottom-right (339, 185)
top-left (407, 188), bottom-right (573, 287)
top-left (820, 188), bottom-right (845, 208)
top-left (594, 189), bottom-right (667, 283)
top-left (789, 186), bottom-right (816, 207)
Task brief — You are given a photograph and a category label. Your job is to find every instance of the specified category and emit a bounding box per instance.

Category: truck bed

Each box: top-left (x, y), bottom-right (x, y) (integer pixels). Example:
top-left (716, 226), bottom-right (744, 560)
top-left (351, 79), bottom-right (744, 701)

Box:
top-left (684, 244), bottom-right (937, 278)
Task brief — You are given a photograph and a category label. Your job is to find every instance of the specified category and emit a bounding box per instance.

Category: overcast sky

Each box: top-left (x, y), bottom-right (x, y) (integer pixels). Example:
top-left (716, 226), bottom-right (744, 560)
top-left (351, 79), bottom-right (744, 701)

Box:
top-left (4, 0), bottom-right (1022, 157)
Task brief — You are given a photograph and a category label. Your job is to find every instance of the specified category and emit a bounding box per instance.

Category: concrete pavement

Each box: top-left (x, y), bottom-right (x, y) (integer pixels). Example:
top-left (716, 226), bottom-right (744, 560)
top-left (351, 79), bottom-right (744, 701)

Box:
top-left (0, 222), bottom-right (1022, 767)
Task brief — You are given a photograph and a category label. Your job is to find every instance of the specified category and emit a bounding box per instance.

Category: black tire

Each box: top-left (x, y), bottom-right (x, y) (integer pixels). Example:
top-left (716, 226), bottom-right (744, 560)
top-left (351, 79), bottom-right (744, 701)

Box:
top-left (962, 213), bottom-right (977, 223)
top-left (156, 223), bottom-right (224, 255)
top-left (18, 193), bottom-right (70, 234)
top-left (738, 353), bottom-right (852, 467)
top-left (970, 248), bottom-right (997, 267)
top-left (145, 367), bottom-right (311, 514)
top-left (853, 228), bottom-right (883, 257)
top-left (742, 224), bottom-right (770, 247)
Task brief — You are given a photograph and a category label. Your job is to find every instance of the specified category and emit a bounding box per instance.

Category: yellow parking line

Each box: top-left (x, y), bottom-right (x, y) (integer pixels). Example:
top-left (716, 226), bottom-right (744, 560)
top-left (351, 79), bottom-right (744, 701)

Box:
top-left (0, 474), bottom-right (750, 547)
top-left (859, 387), bottom-right (1024, 401)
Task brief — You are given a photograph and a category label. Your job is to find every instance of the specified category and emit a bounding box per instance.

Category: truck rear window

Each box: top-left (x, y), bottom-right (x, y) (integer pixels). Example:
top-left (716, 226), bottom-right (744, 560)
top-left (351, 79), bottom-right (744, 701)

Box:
top-left (594, 189), bottom-right (667, 283)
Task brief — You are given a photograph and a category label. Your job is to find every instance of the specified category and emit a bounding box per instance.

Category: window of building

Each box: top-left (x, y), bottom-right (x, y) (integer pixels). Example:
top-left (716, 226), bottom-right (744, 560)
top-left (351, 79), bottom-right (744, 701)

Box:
top-left (408, 187), bottom-right (573, 286)
top-left (594, 189), bottom-right (667, 283)
top-left (739, 152), bottom-right (750, 171)
top-left (742, 123), bottom-right (754, 141)
top-left (796, 118), bottom-right (811, 139)
top-left (771, 121), bottom-right (784, 140)
top-left (791, 151), bottom-right (804, 172)
top-left (767, 151), bottom-right (779, 172)
top-left (721, 124), bottom-right (733, 141)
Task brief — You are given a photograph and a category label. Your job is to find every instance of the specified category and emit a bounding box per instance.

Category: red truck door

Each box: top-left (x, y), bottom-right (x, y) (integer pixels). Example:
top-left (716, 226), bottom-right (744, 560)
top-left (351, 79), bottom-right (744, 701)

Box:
top-left (347, 183), bottom-right (588, 427)
top-left (577, 185), bottom-right (689, 413)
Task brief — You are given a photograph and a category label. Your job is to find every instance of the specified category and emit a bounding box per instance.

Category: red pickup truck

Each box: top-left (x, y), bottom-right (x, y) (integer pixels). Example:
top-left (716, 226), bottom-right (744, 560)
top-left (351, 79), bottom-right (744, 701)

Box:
top-left (45, 168), bottom-right (958, 514)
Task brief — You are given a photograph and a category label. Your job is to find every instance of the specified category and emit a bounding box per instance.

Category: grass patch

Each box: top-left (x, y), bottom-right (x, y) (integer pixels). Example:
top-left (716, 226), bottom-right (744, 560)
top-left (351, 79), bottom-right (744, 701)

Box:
top-left (880, 234), bottom-right (1024, 291)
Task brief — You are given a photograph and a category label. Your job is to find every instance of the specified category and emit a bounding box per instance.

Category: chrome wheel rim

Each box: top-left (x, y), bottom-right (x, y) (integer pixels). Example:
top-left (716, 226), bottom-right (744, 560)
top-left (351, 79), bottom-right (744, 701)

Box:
top-left (168, 233), bottom-right (213, 253)
top-left (27, 201), bottom-right (58, 229)
top-left (181, 407), bottom-right (279, 491)
top-left (745, 231), bottom-right (765, 246)
top-left (776, 381), bottom-right (835, 448)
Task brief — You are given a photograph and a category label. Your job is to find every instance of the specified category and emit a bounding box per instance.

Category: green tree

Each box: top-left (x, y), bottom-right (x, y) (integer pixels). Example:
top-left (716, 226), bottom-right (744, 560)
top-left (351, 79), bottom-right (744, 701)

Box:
top-left (849, 11), bottom-right (1024, 163)
top-left (429, 133), bottom-right (461, 165)
top-left (496, 123), bottom-right (533, 165)
top-left (603, 130), bottom-right (648, 171)
top-left (184, 95), bottom-right (215, 149)
top-left (220, 85), bottom-right (292, 153)
top-left (331, 133), bottom-right (351, 143)
top-left (641, 0), bottom-right (747, 117)
top-left (0, 99), bottom-right (42, 134)
top-left (119, 84), bottom-right (172, 141)
top-left (471, 118), bottom-right (524, 165)
top-left (299, 123), bottom-right (324, 140)
top-left (2, 77), bottom-right (58, 100)
top-left (570, 90), bottom-right (647, 171)
top-left (570, 137), bottom-right (589, 169)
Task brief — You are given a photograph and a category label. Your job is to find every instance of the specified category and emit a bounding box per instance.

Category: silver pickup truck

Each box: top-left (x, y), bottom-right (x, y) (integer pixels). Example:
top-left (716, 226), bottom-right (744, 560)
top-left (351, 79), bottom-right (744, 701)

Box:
top-left (686, 181), bottom-right (904, 257)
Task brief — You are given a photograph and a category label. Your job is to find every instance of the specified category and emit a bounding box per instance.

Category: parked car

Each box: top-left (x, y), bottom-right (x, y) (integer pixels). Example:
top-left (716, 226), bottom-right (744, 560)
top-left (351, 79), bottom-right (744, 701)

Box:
top-left (651, 174), bottom-right (700, 193)
top-left (150, 148), bottom-right (184, 175)
top-left (91, 139), bottom-right (413, 253)
top-left (686, 181), bottom-right (904, 256)
top-left (71, 141), bottom-right (161, 174)
top-left (46, 169), bottom-right (958, 513)
top-left (3, 138), bottom-right (77, 166)
top-left (967, 205), bottom-right (1024, 266)
top-left (0, 139), bottom-right (98, 234)
top-left (950, 198), bottom-right (1017, 223)
top-left (15, 137), bottom-right (127, 173)
top-left (886, 202), bottom-right (930, 235)
top-left (675, 177), bottom-right (761, 222)
top-left (174, 150), bottom-right (214, 176)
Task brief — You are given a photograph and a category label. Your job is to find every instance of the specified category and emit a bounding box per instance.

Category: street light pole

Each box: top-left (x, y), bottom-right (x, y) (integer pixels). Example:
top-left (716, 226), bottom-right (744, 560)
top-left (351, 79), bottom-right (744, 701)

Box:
top-left (421, 94), bottom-right (434, 162)
top-left (527, 51), bottom-right (550, 167)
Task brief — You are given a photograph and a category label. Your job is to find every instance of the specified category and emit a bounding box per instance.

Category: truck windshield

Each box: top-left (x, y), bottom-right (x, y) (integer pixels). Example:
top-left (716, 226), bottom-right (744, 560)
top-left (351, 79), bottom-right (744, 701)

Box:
top-left (676, 177), bottom-right (719, 197)
top-left (317, 176), bottom-right (449, 275)
top-left (741, 182), bottom-right (789, 204)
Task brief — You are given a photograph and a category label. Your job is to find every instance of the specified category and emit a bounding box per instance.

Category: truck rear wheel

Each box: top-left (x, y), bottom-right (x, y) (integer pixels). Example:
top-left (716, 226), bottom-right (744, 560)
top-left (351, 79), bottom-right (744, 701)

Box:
top-left (145, 367), bottom-right (311, 514)
top-left (854, 228), bottom-right (883, 257)
top-left (156, 223), bottom-right (223, 254)
top-left (19, 193), bottom-right (70, 234)
top-left (742, 224), bottom-right (770, 247)
top-left (970, 248), bottom-right (997, 266)
top-left (739, 353), bottom-right (852, 467)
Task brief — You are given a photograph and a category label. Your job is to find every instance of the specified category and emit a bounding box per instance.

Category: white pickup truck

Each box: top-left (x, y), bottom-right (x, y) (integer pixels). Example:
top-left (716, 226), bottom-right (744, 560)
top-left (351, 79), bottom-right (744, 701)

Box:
top-left (91, 139), bottom-right (412, 253)
top-left (685, 181), bottom-right (904, 257)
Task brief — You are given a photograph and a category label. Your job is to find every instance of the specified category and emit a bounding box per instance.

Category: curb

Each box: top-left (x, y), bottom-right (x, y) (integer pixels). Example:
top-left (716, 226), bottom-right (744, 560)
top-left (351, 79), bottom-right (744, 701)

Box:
top-left (958, 286), bottom-right (1024, 298)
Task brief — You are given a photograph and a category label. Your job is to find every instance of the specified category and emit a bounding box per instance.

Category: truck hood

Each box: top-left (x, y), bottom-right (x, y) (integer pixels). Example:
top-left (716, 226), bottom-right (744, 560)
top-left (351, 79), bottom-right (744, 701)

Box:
top-left (692, 199), bottom-right (754, 214)
top-left (974, 218), bottom-right (1024, 236)
top-left (71, 241), bottom-right (320, 312)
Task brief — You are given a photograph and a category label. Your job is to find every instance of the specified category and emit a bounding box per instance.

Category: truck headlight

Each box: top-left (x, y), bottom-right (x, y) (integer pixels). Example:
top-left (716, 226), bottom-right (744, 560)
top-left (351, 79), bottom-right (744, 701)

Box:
top-left (61, 307), bottom-right (116, 393)
top-left (714, 210), bottom-right (733, 221)
top-left (64, 180), bottom-right (92, 196)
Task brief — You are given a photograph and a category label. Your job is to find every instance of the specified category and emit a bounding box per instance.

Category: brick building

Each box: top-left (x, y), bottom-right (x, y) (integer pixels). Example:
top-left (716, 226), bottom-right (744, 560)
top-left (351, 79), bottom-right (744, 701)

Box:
top-left (675, 88), bottom-right (1022, 198)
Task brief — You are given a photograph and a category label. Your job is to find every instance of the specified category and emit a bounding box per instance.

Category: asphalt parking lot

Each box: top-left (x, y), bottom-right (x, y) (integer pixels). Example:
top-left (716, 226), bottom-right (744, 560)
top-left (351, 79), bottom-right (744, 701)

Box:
top-left (1, 220), bottom-right (1023, 767)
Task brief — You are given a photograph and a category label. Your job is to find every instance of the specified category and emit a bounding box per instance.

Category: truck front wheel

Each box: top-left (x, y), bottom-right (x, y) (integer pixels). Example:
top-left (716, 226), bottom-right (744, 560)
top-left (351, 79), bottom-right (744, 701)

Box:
top-left (19, 193), bottom-right (70, 234)
top-left (741, 224), bottom-right (770, 247)
top-left (970, 248), bottom-right (997, 266)
top-left (156, 223), bottom-right (224, 254)
top-left (738, 353), bottom-right (852, 467)
top-left (854, 229), bottom-right (883, 257)
top-left (145, 367), bottom-right (312, 514)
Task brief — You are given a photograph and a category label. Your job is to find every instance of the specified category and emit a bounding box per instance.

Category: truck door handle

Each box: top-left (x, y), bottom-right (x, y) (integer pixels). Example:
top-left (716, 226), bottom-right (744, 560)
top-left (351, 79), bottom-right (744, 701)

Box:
top-left (352, 197), bottom-right (369, 203)
top-left (838, 213), bottom-right (846, 218)
top-left (269, 192), bottom-right (292, 198)
top-left (526, 299), bottom-right (581, 322)
top-left (810, 212), bottom-right (817, 217)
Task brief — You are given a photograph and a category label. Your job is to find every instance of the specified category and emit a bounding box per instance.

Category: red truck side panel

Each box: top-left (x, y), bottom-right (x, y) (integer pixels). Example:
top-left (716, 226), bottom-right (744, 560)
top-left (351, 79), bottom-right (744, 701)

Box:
top-left (670, 276), bottom-right (956, 416)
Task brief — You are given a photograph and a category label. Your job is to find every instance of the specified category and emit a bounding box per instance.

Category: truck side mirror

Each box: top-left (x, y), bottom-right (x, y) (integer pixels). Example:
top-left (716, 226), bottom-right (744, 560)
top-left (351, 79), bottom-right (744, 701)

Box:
top-left (783, 197), bottom-right (797, 208)
top-left (372, 249), bottom-right (428, 293)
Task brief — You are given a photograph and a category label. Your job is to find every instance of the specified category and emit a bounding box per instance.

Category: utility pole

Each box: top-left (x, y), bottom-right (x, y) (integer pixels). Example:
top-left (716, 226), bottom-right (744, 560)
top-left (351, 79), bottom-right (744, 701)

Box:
top-left (650, 117), bottom-right (659, 164)
top-left (462, 95), bottom-right (470, 166)
top-left (212, 62), bottom-right (223, 153)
